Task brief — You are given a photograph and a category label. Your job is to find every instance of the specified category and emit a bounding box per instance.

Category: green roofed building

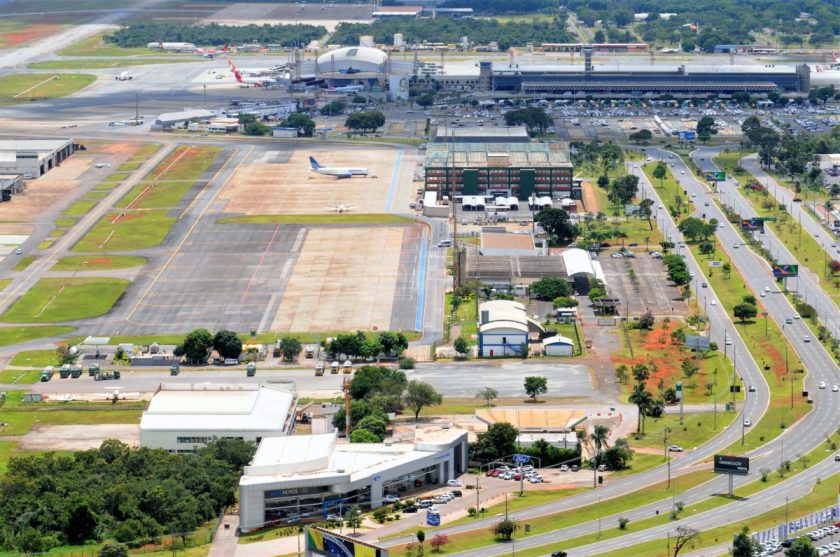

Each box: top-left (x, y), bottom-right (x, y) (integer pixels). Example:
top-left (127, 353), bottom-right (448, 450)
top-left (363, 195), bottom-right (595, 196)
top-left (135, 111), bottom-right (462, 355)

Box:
top-left (424, 141), bottom-right (576, 201)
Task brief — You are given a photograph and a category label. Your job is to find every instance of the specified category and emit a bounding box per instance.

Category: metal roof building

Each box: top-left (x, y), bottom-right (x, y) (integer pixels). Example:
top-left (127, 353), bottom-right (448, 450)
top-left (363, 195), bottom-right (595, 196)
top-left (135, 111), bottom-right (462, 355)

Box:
top-left (0, 138), bottom-right (75, 178)
top-left (140, 383), bottom-right (296, 452)
top-left (478, 300), bottom-right (544, 357)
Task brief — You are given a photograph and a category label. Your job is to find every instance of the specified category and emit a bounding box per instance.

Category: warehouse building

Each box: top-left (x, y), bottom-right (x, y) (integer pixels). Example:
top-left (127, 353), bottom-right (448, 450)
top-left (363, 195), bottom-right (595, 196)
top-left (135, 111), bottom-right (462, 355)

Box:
top-left (152, 109), bottom-right (215, 131)
top-left (140, 383), bottom-right (297, 452)
top-left (238, 429), bottom-right (468, 531)
top-left (561, 248), bottom-right (606, 295)
top-left (424, 142), bottom-right (576, 201)
top-left (0, 138), bottom-right (75, 178)
top-left (477, 300), bottom-right (545, 357)
top-left (434, 125), bottom-right (530, 144)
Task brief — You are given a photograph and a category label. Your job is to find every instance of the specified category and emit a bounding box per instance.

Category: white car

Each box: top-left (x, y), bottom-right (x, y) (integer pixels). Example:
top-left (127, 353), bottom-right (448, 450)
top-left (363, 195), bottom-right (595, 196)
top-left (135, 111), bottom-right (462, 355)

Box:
top-left (559, 464), bottom-right (569, 472)
top-left (805, 335), bottom-right (811, 343)
top-left (733, 243), bottom-right (740, 248)
top-left (383, 494), bottom-right (400, 504)
top-left (820, 381), bottom-right (827, 389)
top-left (833, 385), bottom-right (838, 392)
top-left (446, 479), bottom-right (462, 487)
top-left (680, 170), bottom-right (685, 174)
top-left (743, 419), bottom-right (751, 427)
top-left (710, 300), bottom-right (716, 305)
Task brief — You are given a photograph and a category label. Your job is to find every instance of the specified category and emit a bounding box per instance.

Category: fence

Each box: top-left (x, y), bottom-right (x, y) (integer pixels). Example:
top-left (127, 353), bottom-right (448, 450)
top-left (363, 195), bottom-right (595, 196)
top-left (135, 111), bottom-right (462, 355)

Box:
top-left (751, 505), bottom-right (838, 544)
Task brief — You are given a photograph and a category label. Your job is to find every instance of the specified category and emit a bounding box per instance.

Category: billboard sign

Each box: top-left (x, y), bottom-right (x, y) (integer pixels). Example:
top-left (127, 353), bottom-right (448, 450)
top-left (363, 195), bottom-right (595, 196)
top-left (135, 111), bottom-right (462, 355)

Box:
top-left (512, 454), bottom-right (531, 464)
top-left (307, 527), bottom-right (389, 557)
top-left (426, 510), bottom-right (441, 527)
top-left (708, 261), bottom-right (723, 267)
top-left (741, 218), bottom-right (765, 232)
top-left (714, 455), bottom-right (749, 476)
top-left (679, 130), bottom-right (697, 141)
top-left (773, 264), bottom-right (799, 278)
top-left (706, 172), bottom-right (726, 181)
top-left (685, 335), bottom-right (711, 350)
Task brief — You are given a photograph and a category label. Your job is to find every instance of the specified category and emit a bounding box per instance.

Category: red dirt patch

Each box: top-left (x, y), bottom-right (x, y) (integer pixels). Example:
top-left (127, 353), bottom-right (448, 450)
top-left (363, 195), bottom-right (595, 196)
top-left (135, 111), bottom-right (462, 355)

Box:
top-left (613, 323), bottom-right (686, 389)
top-left (89, 257), bottom-right (112, 266)
top-left (99, 143), bottom-right (140, 156)
top-left (3, 23), bottom-right (61, 47)
top-left (109, 211), bottom-right (144, 225)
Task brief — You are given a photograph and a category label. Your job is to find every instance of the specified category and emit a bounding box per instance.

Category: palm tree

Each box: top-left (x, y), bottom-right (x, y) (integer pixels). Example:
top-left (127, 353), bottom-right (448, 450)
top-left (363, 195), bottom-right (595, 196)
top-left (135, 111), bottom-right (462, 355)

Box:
top-left (629, 384), bottom-right (653, 435)
top-left (590, 425), bottom-right (610, 467)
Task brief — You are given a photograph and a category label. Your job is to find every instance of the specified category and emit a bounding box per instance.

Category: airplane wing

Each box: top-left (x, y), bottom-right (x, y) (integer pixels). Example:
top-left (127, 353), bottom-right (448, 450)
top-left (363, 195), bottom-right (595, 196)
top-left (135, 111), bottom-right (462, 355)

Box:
top-left (336, 173), bottom-right (353, 179)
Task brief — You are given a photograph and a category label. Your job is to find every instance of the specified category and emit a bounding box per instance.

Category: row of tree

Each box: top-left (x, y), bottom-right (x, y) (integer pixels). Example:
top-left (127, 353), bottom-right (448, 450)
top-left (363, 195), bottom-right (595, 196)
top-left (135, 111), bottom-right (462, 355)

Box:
top-left (107, 22), bottom-right (326, 48)
top-left (0, 439), bottom-right (253, 553)
top-left (330, 16), bottom-right (573, 51)
top-left (325, 331), bottom-right (410, 361)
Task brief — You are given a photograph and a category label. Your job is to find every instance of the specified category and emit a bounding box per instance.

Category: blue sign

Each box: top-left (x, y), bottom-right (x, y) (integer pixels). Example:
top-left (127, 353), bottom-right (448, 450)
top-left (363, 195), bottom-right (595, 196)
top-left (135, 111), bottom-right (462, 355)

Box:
top-left (679, 131), bottom-right (697, 141)
top-left (512, 454), bottom-right (531, 464)
top-left (426, 511), bottom-right (441, 526)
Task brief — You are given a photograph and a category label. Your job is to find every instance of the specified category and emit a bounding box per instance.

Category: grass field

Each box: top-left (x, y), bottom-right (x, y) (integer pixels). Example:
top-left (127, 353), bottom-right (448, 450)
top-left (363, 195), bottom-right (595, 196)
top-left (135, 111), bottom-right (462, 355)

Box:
top-left (0, 279), bottom-right (9, 293)
top-left (445, 292), bottom-right (478, 343)
top-left (29, 58), bottom-right (192, 69)
top-left (51, 255), bottom-right (146, 272)
top-left (1, 278), bottom-right (129, 323)
top-left (0, 369), bottom-right (42, 384)
top-left (631, 411), bottom-right (736, 451)
top-left (54, 217), bottom-right (77, 228)
top-left (57, 32), bottom-right (159, 56)
top-left (8, 349), bottom-right (61, 368)
top-left (36, 240), bottom-right (52, 250)
top-left (0, 73), bottom-right (96, 105)
top-left (12, 256), bottom-right (35, 271)
top-left (687, 237), bottom-right (810, 453)
top-left (73, 210), bottom-right (175, 252)
top-left (584, 217), bottom-right (663, 250)
top-left (219, 214), bottom-right (417, 225)
top-left (0, 325), bottom-right (74, 348)
top-left (644, 162), bottom-right (692, 219)
top-left (62, 198), bottom-right (97, 217)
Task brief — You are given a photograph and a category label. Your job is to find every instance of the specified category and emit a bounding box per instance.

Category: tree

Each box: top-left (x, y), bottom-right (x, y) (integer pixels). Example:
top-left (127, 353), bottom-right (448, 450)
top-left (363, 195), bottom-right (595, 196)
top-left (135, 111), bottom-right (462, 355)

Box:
top-left (279, 337), bottom-right (302, 362)
top-left (631, 363), bottom-right (650, 384)
top-left (493, 519), bottom-right (517, 541)
top-left (476, 387), bottom-right (498, 406)
top-left (638, 310), bottom-right (655, 330)
top-left (344, 505), bottom-right (362, 534)
top-left (212, 330), bottom-right (242, 360)
top-left (535, 208), bottom-right (579, 244)
top-left (524, 376), bottom-right (548, 402)
top-left (696, 116), bottom-right (717, 138)
top-left (179, 328), bottom-right (213, 363)
top-left (733, 303), bottom-right (758, 322)
top-left (785, 537), bottom-right (819, 557)
top-left (281, 112), bottom-right (316, 137)
top-left (429, 534), bottom-right (450, 552)
top-left (830, 260), bottom-right (840, 274)
top-left (471, 422), bottom-right (518, 463)
top-left (628, 129), bottom-right (653, 144)
top-left (244, 121), bottom-right (270, 136)
top-left (404, 380), bottom-right (442, 420)
top-left (608, 175), bottom-right (640, 206)
top-left (615, 364), bottom-right (628, 384)
top-left (673, 526), bottom-right (699, 556)
top-left (629, 384), bottom-right (652, 434)
top-left (320, 99), bottom-right (346, 115)
top-left (652, 161), bottom-right (667, 187)
top-left (416, 529), bottom-right (426, 554)
top-left (356, 415), bottom-right (388, 440)
top-left (590, 424), bottom-right (609, 466)
top-left (350, 429), bottom-right (380, 443)
top-left (346, 110), bottom-right (386, 134)
top-left (66, 497), bottom-right (99, 544)
top-left (681, 358), bottom-right (699, 387)
top-left (504, 107), bottom-right (551, 135)
top-left (699, 241), bottom-right (714, 257)
top-left (454, 336), bottom-right (470, 358)
top-left (599, 142), bottom-right (623, 180)
top-left (530, 276), bottom-right (572, 300)
top-left (732, 526), bottom-right (762, 557)
top-left (99, 543), bottom-right (129, 557)
top-left (378, 331), bottom-right (408, 356)
top-left (602, 438), bottom-right (633, 470)
top-left (415, 93), bottom-right (435, 108)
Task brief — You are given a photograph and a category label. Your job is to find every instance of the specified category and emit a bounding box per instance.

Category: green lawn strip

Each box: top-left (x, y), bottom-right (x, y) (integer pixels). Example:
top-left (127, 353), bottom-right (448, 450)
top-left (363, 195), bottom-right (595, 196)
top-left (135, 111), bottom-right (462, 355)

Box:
top-left (585, 217), bottom-right (663, 250)
top-left (57, 32), bottom-right (160, 56)
top-left (36, 240), bottom-right (52, 250)
top-left (48, 229), bottom-right (64, 239)
top-left (0, 408), bottom-right (143, 436)
top-left (629, 411), bottom-right (736, 451)
top-left (0, 73), bottom-right (96, 105)
top-left (94, 182), bottom-right (119, 190)
top-left (102, 172), bottom-right (131, 183)
top-left (551, 321), bottom-right (585, 356)
top-left (590, 470), bottom-right (840, 557)
top-left (85, 191), bottom-right (109, 199)
top-left (714, 150), bottom-right (754, 188)
top-left (0, 326), bottom-right (74, 349)
top-left (62, 330), bottom-right (422, 348)
top-left (386, 470), bottom-right (714, 553)
top-left (116, 180), bottom-right (195, 209)
top-left (0, 440), bottom-right (17, 474)
top-left (219, 214), bottom-right (416, 225)
top-left (0, 279), bottom-right (9, 293)
top-left (62, 198), bottom-right (97, 217)
top-left (12, 256), bottom-right (35, 271)
top-left (643, 162), bottom-right (693, 220)
top-left (609, 452), bottom-right (669, 477)
top-left (9, 349), bottom-right (63, 368)
top-left (686, 238), bottom-right (811, 453)
top-left (117, 161), bottom-right (141, 172)
top-left (445, 292), bottom-right (478, 342)
top-left (51, 255), bottom-right (146, 272)
top-left (1, 277), bottom-right (129, 323)
top-left (129, 143), bottom-right (162, 161)
top-left (73, 210), bottom-right (175, 252)
top-left (29, 58), bottom-right (192, 69)
top-left (0, 369), bottom-right (42, 384)
top-left (419, 397), bottom-right (577, 417)
top-left (384, 470), bottom-right (716, 548)
top-left (54, 217), bottom-right (77, 228)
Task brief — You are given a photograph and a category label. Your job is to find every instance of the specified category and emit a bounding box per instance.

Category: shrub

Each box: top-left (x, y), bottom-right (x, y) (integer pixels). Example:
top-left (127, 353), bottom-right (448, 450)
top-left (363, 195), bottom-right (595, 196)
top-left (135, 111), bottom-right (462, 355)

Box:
top-left (618, 517), bottom-right (629, 530)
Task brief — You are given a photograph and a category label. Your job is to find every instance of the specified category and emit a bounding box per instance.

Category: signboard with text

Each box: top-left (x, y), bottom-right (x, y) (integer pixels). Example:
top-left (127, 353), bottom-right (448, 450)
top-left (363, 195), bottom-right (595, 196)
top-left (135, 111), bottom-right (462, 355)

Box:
top-left (706, 171), bottom-right (726, 181)
top-left (685, 335), bottom-right (711, 350)
top-left (714, 455), bottom-right (749, 476)
top-left (679, 130), bottom-right (697, 141)
top-left (773, 264), bottom-right (799, 278)
top-left (741, 218), bottom-right (765, 232)
top-left (307, 527), bottom-right (389, 557)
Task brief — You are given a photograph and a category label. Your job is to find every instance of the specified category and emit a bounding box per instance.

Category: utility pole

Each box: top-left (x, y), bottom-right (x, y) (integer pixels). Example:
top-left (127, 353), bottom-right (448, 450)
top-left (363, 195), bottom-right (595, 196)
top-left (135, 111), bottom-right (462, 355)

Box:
top-left (713, 367), bottom-right (718, 430)
top-left (135, 92), bottom-right (140, 121)
top-left (476, 475), bottom-right (480, 518)
top-left (203, 84), bottom-right (207, 108)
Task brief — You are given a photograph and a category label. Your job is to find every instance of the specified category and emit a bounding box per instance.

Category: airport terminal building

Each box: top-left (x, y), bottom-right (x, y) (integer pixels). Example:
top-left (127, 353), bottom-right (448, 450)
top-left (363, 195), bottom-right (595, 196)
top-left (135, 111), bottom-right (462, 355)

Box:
top-left (239, 430), bottom-right (468, 532)
top-left (424, 141), bottom-right (576, 200)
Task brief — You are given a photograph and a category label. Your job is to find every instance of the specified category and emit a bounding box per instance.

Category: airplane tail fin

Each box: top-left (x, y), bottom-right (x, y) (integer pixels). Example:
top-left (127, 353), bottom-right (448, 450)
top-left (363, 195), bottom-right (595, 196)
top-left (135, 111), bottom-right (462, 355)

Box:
top-left (309, 156), bottom-right (321, 169)
top-left (228, 60), bottom-right (243, 83)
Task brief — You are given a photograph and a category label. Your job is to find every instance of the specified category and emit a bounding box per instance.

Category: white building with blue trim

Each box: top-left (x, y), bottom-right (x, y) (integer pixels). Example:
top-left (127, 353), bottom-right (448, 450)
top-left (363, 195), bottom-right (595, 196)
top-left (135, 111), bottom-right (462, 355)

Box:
top-left (478, 300), bottom-right (545, 357)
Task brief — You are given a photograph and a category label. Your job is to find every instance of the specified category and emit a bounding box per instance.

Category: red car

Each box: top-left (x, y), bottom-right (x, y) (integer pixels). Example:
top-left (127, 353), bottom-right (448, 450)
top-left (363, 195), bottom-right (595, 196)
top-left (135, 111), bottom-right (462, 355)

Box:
top-left (514, 474), bottom-right (522, 481)
top-left (485, 470), bottom-right (495, 477)
top-left (491, 470), bottom-right (502, 477)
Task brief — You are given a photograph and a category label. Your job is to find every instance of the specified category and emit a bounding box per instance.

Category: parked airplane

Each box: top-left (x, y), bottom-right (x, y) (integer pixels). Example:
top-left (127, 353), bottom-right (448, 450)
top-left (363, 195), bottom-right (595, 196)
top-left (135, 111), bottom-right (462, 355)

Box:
top-left (309, 156), bottom-right (369, 179)
top-left (228, 61), bottom-right (282, 87)
top-left (195, 44), bottom-right (229, 58)
top-left (115, 71), bottom-right (135, 81)
top-left (325, 204), bottom-right (357, 213)
top-left (326, 84), bottom-right (365, 94)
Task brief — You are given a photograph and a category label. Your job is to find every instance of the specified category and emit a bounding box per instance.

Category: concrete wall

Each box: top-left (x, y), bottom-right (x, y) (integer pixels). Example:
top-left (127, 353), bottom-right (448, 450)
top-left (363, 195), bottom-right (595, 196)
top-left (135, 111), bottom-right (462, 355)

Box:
top-left (140, 428), bottom-right (287, 452)
top-left (479, 329), bottom-right (528, 357)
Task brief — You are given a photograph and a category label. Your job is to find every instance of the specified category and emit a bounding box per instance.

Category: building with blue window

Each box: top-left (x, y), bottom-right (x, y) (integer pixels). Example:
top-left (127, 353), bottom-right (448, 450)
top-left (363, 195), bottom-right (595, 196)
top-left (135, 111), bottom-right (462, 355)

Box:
top-left (239, 429), bottom-right (468, 532)
top-left (478, 300), bottom-right (545, 357)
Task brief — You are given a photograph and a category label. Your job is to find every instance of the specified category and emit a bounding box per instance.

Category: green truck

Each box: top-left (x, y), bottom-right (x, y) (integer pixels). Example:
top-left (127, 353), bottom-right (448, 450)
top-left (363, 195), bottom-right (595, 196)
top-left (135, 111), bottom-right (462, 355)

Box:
top-left (70, 365), bottom-right (82, 379)
top-left (88, 363), bottom-right (100, 376)
top-left (246, 363), bottom-right (256, 377)
top-left (170, 365), bottom-right (180, 376)
top-left (40, 368), bottom-right (54, 382)
top-left (59, 364), bottom-right (71, 379)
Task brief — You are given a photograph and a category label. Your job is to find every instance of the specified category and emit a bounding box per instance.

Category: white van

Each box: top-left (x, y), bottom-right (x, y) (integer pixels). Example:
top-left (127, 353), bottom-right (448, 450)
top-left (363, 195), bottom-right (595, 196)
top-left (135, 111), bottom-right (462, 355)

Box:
top-left (437, 239), bottom-right (452, 248)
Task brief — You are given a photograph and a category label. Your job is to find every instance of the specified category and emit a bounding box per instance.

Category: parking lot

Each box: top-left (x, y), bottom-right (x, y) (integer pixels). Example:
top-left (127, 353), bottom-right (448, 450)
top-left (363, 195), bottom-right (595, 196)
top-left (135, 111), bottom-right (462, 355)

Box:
top-left (598, 250), bottom-right (689, 317)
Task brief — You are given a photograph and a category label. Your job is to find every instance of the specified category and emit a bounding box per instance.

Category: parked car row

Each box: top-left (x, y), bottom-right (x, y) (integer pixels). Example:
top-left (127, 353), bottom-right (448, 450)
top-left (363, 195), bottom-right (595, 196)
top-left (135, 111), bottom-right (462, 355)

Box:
top-left (485, 465), bottom-right (544, 483)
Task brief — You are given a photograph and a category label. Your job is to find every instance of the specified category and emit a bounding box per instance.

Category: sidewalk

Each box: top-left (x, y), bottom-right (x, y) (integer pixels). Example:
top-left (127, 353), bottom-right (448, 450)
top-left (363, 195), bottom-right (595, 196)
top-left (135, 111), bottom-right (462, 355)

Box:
top-left (209, 514), bottom-right (239, 557)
